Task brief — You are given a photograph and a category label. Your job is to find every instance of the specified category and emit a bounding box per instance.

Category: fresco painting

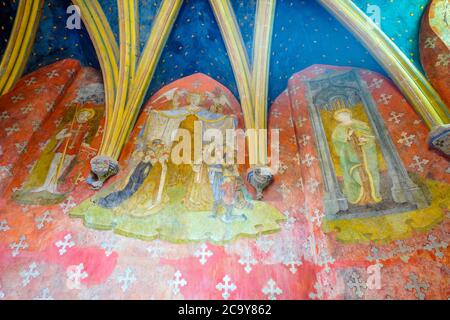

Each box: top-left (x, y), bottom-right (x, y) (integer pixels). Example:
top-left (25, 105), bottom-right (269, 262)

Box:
top-left (70, 74), bottom-right (285, 243)
top-left (0, 0), bottom-right (448, 301)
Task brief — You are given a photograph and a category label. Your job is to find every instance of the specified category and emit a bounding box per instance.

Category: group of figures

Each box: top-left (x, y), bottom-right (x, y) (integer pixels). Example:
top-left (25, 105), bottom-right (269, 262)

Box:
top-left (0, 0), bottom-right (449, 300)
top-left (0, 59), bottom-right (448, 299)
top-left (93, 90), bottom-right (252, 224)
top-left (0, 56), bottom-right (448, 246)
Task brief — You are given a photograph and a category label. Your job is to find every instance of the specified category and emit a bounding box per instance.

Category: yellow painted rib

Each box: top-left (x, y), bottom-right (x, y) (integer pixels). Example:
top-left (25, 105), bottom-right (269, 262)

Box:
top-left (102, 0), bottom-right (139, 152)
top-left (210, 0), bottom-right (276, 166)
top-left (72, 0), bottom-right (119, 143)
top-left (209, 0), bottom-right (255, 131)
top-left (104, 0), bottom-right (183, 158)
top-left (318, 0), bottom-right (449, 129)
top-left (252, 0), bottom-right (276, 164)
top-left (0, 0), bottom-right (44, 95)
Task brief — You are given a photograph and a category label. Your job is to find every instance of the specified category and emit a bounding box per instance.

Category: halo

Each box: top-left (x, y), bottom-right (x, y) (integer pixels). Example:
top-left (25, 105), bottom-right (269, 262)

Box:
top-left (333, 108), bottom-right (352, 121)
top-left (77, 108), bottom-right (96, 121)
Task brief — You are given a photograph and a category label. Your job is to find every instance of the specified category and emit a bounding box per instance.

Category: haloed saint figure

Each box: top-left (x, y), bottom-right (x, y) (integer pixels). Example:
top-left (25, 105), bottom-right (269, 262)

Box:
top-left (13, 107), bottom-right (100, 205)
top-left (31, 108), bottom-right (96, 195)
top-left (331, 108), bottom-right (382, 206)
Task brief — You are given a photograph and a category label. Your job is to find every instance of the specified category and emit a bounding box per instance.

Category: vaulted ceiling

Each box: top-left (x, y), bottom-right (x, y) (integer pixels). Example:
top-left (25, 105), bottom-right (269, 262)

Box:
top-left (0, 0), bottom-right (429, 103)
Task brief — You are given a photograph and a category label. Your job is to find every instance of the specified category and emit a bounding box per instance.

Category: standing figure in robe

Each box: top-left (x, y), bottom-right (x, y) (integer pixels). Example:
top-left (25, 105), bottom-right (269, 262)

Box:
top-left (331, 108), bottom-right (382, 205)
top-left (29, 108), bottom-right (96, 195)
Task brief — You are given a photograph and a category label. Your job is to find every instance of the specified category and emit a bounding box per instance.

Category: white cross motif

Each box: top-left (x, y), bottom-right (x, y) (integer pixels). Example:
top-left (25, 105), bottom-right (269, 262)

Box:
top-left (300, 134), bottom-right (311, 146)
top-left (146, 240), bottom-right (165, 258)
top-left (397, 132), bottom-right (416, 147)
top-left (293, 99), bottom-right (301, 110)
top-left (59, 196), bottom-right (77, 214)
top-left (347, 271), bottom-right (367, 298)
top-left (238, 250), bottom-right (257, 273)
top-left (297, 116), bottom-right (307, 127)
top-left (54, 118), bottom-right (63, 128)
top-left (46, 101), bottom-right (55, 112)
top-left (310, 208), bottom-right (324, 227)
top-left (20, 103), bottom-right (34, 114)
top-left (388, 111), bottom-right (404, 124)
top-left (276, 183), bottom-right (291, 199)
top-left (369, 78), bottom-right (384, 89)
top-left (116, 267), bottom-right (137, 293)
top-left (288, 117), bottom-right (294, 128)
top-left (66, 264), bottom-right (88, 290)
top-left (11, 93), bottom-right (24, 103)
top-left (423, 235), bottom-right (448, 259)
top-left (35, 211), bottom-right (53, 230)
top-left (307, 178), bottom-right (320, 193)
top-left (24, 77), bottom-right (37, 86)
top-left (301, 153), bottom-right (316, 167)
top-left (55, 234), bottom-right (75, 256)
top-left (47, 70), bottom-right (60, 79)
top-left (10, 235), bottom-right (29, 257)
top-left (377, 93), bottom-right (392, 105)
top-left (271, 110), bottom-right (281, 118)
top-left (5, 124), bottom-right (20, 136)
top-left (262, 279), bottom-right (283, 300)
top-left (409, 155), bottom-right (429, 173)
top-left (216, 275), bottom-right (237, 300)
top-left (168, 270), bottom-right (187, 295)
top-left (0, 219), bottom-right (10, 232)
top-left (317, 243), bottom-right (335, 273)
top-left (56, 85), bottom-right (65, 94)
top-left (295, 177), bottom-right (304, 190)
top-left (292, 153), bottom-right (301, 166)
top-left (34, 288), bottom-right (53, 300)
top-left (277, 162), bottom-right (289, 175)
top-left (404, 273), bottom-right (428, 300)
top-left (309, 280), bottom-right (324, 300)
top-left (393, 240), bottom-right (415, 261)
top-left (15, 141), bottom-right (28, 154)
top-left (290, 85), bottom-right (301, 95)
top-left (194, 243), bottom-right (213, 265)
top-left (20, 262), bottom-right (40, 287)
top-left (366, 247), bottom-right (387, 267)
top-left (435, 53), bottom-right (450, 67)
top-left (101, 239), bottom-right (117, 257)
top-left (283, 210), bottom-right (297, 230)
top-left (424, 37), bottom-right (437, 49)
top-left (66, 69), bottom-right (77, 77)
top-left (256, 235), bottom-right (274, 254)
top-left (32, 120), bottom-right (42, 132)
top-left (282, 249), bottom-right (302, 274)
top-left (0, 111), bottom-right (9, 120)
top-left (34, 86), bottom-right (46, 95)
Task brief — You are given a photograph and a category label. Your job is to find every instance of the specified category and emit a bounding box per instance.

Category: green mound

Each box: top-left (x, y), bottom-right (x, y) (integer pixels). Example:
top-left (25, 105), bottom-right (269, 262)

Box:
top-left (70, 186), bottom-right (285, 244)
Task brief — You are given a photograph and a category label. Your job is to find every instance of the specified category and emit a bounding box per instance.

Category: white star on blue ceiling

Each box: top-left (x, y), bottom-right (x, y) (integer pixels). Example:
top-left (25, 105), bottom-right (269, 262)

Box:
top-left (0, 0), bottom-right (431, 106)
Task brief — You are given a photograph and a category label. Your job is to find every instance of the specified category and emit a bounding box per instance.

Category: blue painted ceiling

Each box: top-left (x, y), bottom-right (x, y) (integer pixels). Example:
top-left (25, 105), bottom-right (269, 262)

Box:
top-left (0, 0), bottom-right (430, 104)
